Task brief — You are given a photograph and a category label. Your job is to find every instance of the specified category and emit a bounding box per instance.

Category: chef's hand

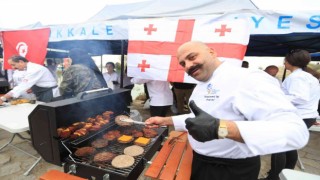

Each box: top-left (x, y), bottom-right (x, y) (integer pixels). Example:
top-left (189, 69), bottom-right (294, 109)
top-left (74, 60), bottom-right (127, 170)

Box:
top-left (185, 100), bottom-right (220, 142)
top-left (0, 95), bottom-right (6, 105)
top-left (145, 116), bottom-right (173, 128)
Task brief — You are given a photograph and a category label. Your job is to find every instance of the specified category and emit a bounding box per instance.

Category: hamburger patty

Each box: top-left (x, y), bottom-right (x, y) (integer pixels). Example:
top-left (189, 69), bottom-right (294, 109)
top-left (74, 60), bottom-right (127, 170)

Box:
top-left (103, 130), bottom-right (121, 141)
top-left (115, 115), bottom-right (132, 126)
top-left (74, 147), bottom-right (96, 157)
top-left (142, 128), bottom-right (158, 138)
top-left (93, 152), bottom-right (117, 163)
top-left (91, 138), bottom-right (108, 148)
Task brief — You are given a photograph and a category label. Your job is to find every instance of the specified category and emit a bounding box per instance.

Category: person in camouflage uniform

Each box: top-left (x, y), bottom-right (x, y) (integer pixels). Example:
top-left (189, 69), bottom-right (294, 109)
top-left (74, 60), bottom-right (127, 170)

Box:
top-left (59, 48), bottom-right (107, 98)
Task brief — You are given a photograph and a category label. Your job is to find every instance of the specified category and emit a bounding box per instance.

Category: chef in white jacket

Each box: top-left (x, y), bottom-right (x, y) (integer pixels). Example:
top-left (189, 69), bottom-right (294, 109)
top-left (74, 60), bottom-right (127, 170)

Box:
top-left (131, 78), bottom-right (173, 117)
top-left (263, 49), bottom-right (320, 180)
top-left (145, 41), bottom-right (309, 180)
top-left (11, 69), bottom-right (35, 99)
top-left (0, 55), bottom-right (58, 104)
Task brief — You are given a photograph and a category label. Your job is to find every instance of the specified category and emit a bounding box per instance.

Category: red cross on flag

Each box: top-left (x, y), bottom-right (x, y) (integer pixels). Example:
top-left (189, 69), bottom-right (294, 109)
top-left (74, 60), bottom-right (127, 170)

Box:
top-left (0, 28), bottom-right (50, 70)
top-left (127, 18), bottom-right (250, 82)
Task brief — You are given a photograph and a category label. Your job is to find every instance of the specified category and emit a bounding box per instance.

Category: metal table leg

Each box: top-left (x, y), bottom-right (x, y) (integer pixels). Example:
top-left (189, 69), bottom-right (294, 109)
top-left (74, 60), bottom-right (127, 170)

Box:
top-left (0, 133), bottom-right (42, 176)
top-left (297, 154), bottom-right (305, 171)
top-left (23, 156), bottom-right (42, 176)
top-left (0, 133), bottom-right (16, 151)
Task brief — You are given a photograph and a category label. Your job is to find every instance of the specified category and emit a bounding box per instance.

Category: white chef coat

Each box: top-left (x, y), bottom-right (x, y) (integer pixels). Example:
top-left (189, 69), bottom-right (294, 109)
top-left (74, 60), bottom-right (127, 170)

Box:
top-left (12, 70), bottom-right (35, 99)
top-left (282, 68), bottom-right (320, 119)
top-left (131, 78), bottom-right (173, 106)
top-left (103, 71), bottom-right (119, 89)
top-left (173, 62), bottom-right (309, 159)
top-left (103, 71), bottom-right (119, 83)
top-left (8, 62), bottom-right (57, 98)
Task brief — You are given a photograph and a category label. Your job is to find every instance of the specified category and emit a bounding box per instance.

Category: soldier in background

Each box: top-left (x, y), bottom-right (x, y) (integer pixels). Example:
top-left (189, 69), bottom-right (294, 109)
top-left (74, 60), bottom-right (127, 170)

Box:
top-left (59, 48), bottom-right (107, 98)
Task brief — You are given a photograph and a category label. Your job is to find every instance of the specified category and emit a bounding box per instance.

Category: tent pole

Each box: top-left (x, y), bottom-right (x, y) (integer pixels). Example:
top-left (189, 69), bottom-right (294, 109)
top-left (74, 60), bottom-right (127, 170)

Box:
top-left (120, 40), bottom-right (124, 88)
top-left (282, 68), bottom-right (287, 82)
top-left (100, 55), bottom-right (103, 73)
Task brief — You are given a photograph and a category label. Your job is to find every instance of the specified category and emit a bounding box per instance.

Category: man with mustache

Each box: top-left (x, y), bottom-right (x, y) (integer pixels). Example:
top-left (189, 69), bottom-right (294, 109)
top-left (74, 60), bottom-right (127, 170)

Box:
top-left (145, 41), bottom-right (309, 180)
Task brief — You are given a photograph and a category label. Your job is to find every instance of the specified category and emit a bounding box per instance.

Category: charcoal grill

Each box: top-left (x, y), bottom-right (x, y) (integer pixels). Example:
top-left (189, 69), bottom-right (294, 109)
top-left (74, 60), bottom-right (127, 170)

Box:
top-left (28, 88), bottom-right (167, 180)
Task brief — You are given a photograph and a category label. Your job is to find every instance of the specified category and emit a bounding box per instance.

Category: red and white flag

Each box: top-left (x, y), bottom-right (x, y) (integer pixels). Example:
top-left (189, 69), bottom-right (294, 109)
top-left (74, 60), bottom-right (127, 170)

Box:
top-left (127, 18), bottom-right (250, 83)
top-left (0, 28), bottom-right (50, 69)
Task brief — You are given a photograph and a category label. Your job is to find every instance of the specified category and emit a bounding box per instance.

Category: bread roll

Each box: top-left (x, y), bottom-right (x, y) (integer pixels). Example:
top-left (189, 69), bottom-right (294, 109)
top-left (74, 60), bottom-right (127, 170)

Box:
top-left (124, 145), bottom-right (144, 157)
top-left (111, 155), bottom-right (135, 169)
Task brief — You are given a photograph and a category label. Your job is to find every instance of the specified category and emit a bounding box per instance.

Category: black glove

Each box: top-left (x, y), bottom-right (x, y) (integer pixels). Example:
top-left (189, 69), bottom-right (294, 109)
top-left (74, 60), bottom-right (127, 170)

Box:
top-left (185, 100), bottom-right (220, 142)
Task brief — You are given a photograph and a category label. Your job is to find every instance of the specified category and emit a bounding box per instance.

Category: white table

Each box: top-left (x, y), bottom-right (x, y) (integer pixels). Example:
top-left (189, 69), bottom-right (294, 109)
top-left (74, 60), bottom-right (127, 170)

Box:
top-left (0, 102), bottom-right (43, 176)
top-left (309, 119), bottom-right (320, 132)
top-left (280, 169), bottom-right (320, 180)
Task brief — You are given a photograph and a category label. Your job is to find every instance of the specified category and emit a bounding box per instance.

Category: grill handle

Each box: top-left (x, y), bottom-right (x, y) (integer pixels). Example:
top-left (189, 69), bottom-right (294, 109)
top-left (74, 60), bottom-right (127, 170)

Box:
top-left (77, 88), bottom-right (113, 100)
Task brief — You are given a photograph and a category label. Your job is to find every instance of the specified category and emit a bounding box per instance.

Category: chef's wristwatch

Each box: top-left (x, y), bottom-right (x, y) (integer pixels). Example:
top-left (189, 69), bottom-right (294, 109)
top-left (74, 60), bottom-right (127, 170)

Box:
top-left (218, 121), bottom-right (228, 139)
top-left (0, 96), bottom-right (7, 102)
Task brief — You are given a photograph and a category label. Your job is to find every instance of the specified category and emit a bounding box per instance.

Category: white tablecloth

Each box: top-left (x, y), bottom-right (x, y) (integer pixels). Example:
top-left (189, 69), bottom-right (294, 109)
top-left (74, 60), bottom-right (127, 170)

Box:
top-left (280, 169), bottom-right (320, 180)
top-left (0, 102), bottom-right (41, 133)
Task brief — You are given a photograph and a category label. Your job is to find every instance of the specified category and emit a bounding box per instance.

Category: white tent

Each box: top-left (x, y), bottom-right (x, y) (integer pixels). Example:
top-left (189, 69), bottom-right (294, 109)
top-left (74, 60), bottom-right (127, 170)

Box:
top-left (2, 0), bottom-right (320, 57)
top-left (89, 0), bottom-right (258, 21)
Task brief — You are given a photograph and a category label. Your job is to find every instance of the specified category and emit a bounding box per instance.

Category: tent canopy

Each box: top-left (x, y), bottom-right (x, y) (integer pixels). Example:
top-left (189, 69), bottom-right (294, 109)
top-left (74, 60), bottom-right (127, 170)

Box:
top-left (248, 33), bottom-right (320, 57)
top-left (89, 0), bottom-right (258, 21)
top-left (87, 0), bottom-right (320, 57)
top-left (1, 0), bottom-right (320, 58)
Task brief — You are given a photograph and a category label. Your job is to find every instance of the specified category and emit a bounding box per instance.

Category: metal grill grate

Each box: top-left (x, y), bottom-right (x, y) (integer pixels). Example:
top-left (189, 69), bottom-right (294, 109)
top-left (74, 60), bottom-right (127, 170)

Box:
top-left (61, 111), bottom-right (128, 146)
top-left (66, 125), bottom-right (163, 177)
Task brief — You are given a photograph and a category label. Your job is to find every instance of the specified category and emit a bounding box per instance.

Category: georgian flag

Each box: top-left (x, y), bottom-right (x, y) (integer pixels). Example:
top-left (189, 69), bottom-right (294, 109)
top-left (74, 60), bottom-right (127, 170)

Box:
top-left (0, 28), bottom-right (50, 69)
top-left (127, 18), bottom-right (250, 82)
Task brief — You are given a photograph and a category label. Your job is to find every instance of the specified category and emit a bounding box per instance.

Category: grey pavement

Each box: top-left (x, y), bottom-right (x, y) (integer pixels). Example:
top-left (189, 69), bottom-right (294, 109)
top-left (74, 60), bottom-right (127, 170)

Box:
top-left (0, 102), bottom-right (319, 179)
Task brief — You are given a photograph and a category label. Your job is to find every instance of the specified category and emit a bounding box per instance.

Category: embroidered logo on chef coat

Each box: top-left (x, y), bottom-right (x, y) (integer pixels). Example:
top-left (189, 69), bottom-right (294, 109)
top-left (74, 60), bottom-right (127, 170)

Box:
top-left (204, 83), bottom-right (220, 101)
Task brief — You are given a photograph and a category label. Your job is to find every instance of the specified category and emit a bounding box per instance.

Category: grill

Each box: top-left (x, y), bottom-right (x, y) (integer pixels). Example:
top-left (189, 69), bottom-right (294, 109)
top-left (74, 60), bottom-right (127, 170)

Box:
top-left (28, 89), bottom-right (167, 180)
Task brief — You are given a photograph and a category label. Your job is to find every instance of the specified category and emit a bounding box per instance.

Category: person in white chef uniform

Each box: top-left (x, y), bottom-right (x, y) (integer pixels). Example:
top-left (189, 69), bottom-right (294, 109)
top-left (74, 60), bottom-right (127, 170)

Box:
top-left (131, 78), bottom-right (173, 117)
top-left (11, 69), bottom-right (35, 99)
top-left (145, 41), bottom-right (309, 180)
top-left (0, 55), bottom-right (59, 104)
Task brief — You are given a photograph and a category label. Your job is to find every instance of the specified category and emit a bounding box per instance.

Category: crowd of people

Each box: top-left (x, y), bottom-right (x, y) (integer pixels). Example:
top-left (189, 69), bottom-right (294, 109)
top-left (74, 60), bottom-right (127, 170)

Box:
top-left (261, 49), bottom-right (320, 180)
top-left (0, 42), bottom-right (319, 180)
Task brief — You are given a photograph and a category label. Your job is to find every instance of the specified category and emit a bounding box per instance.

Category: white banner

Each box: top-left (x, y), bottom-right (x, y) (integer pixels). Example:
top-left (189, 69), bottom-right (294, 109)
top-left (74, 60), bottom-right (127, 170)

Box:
top-left (127, 18), bottom-right (249, 82)
top-left (49, 20), bottom-right (128, 42)
top-left (48, 10), bottom-right (320, 42)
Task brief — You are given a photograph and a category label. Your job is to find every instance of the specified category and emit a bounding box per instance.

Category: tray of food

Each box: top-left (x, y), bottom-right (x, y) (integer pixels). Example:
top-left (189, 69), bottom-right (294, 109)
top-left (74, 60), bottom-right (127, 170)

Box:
top-left (10, 98), bottom-right (31, 105)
